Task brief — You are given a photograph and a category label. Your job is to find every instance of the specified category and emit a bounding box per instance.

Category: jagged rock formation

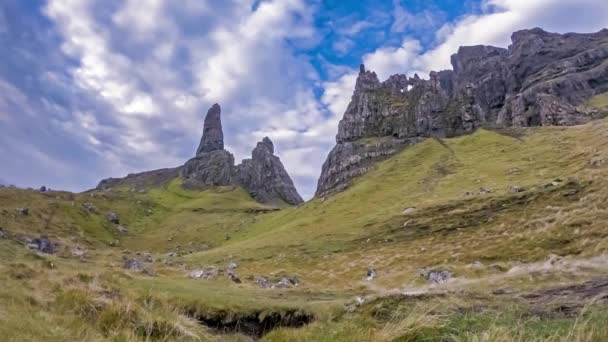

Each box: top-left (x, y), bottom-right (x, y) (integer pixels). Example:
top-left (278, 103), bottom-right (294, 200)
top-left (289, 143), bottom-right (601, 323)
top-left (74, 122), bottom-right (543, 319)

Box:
top-left (181, 105), bottom-right (235, 188)
top-left (316, 28), bottom-right (608, 197)
top-left (98, 104), bottom-right (303, 206)
top-left (236, 137), bottom-right (304, 205)
top-left (181, 104), bottom-right (303, 205)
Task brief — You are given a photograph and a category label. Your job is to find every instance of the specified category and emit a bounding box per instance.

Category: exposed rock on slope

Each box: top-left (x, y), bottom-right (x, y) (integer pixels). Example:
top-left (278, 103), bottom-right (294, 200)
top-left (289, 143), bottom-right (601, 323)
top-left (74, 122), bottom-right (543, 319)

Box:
top-left (98, 104), bottom-right (303, 205)
top-left (316, 28), bottom-right (608, 197)
top-left (97, 168), bottom-right (181, 191)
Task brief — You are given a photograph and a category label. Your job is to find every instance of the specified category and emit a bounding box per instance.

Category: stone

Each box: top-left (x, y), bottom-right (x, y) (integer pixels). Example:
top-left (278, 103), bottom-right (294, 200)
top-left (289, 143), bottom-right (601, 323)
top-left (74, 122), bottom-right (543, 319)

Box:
top-left (81, 202), bottom-right (97, 213)
top-left (124, 258), bottom-right (144, 271)
top-left (366, 268), bottom-right (377, 281)
top-left (188, 267), bottom-right (219, 280)
top-left (116, 225), bottom-right (128, 235)
top-left (71, 246), bottom-right (88, 258)
top-left (0, 227), bottom-right (5, 238)
top-left (226, 269), bottom-right (241, 283)
top-left (401, 207), bottom-right (416, 215)
top-left (419, 268), bottom-right (452, 284)
top-left (228, 261), bottom-right (237, 270)
top-left (16, 208), bottom-right (29, 216)
top-left (256, 276), bottom-right (270, 288)
top-left (510, 185), bottom-right (525, 193)
top-left (143, 253), bottom-right (154, 263)
top-left (28, 236), bottom-right (56, 254)
top-left (107, 212), bottom-right (120, 224)
top-left (39, 186), bottom-right (47, 192)
top-left (316, 28), bottom-right (608, 197)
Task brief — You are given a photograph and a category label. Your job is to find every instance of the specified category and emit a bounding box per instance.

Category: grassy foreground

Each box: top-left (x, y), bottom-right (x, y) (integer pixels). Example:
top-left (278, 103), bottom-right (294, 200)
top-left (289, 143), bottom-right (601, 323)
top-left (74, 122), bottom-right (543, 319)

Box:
top-left (2, 111), bottom-right (608, 340)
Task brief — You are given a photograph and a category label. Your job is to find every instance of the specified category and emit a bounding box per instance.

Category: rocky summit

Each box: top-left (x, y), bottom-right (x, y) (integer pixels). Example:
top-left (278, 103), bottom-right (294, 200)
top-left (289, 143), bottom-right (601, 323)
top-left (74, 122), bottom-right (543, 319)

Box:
top-left (99, 104), bottom-right (303, 206)
top-left (316, 28), bottom-right (608, 197)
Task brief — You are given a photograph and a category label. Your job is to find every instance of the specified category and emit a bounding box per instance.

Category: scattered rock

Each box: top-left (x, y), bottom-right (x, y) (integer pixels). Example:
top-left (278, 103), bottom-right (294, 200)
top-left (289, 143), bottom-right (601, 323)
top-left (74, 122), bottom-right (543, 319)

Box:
top-left (81, 203), bottom-right (97, 213)
top-left (226, 269), bottom-right (242, 283)
top-left (467, 261), bottom-right (484, 269)
top-left (28, 236), bottom-right (56, 254)
top-left (116, 225), bottom-right (128, 235)
top-left (143, 253), bottom-right (154, 263)
top-left (510, 185), bottom-right (525, 193)
top-left (71, 246), bottom-right (88, 259)
top-left (478, 187), bottom-right (493, 195)
top-left (0, 227), bottom-right (5, 238)
top-left (419, 268), bottom-right (452, 284)
top-left (228, 261), bottom-right (238, 270)
top-left (276, 276), bottom-right (300, 288)
top-left (366, 268), bottom-right (377, 281)
top-left (16, 208), bottom-right (29, 216)
top-left (256, 276), bottom-right (270, 288)
top-left (189, 267), bottom-right (219, 280)
top-left (124, 258), bottom-right (144, 271)
top-left (403, 220), bottom-right (413, 227)
top-left (107, 212), bottom-right (120, 224)
top-left (142, 267), bottom-right (156, 276)
top-left (401, 207), bottom-right (416, 215)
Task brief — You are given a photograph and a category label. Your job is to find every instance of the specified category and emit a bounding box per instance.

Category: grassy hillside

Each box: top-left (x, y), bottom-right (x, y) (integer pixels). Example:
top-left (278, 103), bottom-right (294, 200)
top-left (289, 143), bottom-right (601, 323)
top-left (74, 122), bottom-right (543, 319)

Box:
top-left (2, 114), bottom-right (608, 340)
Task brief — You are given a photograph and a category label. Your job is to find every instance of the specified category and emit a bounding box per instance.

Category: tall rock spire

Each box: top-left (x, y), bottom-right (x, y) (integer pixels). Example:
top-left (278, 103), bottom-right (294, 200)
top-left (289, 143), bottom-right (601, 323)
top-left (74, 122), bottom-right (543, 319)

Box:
top-left (197, 103), bottom-right (224, 155)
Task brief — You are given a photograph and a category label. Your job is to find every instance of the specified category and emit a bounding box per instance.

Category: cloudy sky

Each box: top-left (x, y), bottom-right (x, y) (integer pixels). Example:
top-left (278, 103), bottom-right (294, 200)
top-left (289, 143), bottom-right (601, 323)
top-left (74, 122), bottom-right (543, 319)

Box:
top-left (1, 0), bottom-right (607, 198)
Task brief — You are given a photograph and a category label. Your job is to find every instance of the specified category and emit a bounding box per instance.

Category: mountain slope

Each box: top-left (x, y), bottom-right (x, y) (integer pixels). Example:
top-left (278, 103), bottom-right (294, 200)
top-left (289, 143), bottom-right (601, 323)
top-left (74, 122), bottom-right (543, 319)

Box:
top-left (317, 28), bottom-right (608, 197)
top-left (2, 116), bottom-right (608, 341)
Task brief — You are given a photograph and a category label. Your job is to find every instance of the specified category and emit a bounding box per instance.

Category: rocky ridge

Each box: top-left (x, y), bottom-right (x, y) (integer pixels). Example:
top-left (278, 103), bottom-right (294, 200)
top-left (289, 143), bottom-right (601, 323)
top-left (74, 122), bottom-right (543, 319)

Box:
top-left (316, 28), bottom-right (608, 197)
top-left (99, 104), bottom-right (303, 206)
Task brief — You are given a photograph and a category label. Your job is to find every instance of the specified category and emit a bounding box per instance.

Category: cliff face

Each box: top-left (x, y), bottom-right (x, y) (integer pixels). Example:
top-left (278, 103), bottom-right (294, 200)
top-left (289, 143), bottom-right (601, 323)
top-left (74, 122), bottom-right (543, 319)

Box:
top-left (316, 28), bottom-right (608, 197)
top-left (98, 104), bottom-right (304, 206)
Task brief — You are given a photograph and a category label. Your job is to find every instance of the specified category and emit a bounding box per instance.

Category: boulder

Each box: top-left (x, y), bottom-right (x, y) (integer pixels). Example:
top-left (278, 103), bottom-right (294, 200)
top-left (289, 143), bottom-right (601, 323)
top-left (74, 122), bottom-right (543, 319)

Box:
top-left (107, 212), bottom-right (120, 224)
top-left (419, 268), bottom-right (453, 283)
top-left (366, 268), bottom-right (377, 281)
top-left (28, 236), bottom-right (56, 254)
top-left (116, 225), bottom-right (128, 235)
top-left (188, 267), bottom-right (219, 280)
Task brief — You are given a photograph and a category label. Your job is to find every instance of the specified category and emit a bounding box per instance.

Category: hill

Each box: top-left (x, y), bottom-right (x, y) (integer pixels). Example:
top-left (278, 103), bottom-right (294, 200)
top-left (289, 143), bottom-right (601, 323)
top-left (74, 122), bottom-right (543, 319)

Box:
top-left (2, 27), bottom-right (608, 341)
top-left (2, 111), bottom-right (608, 340)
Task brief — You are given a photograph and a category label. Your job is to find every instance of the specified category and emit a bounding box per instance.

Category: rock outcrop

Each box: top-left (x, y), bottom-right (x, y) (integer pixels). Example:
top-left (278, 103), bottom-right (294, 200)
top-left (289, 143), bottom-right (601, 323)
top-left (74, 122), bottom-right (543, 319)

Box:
top-left (196, 103), bottom-right (224, 154)
top-left (236, 137), bottom-right (304, 205)
top-left (99, 104), bottom-right (303, 205)
top-left (316, 28), bottom-right (608, 197)
top-left (181, 105), bottom-right (303, 205)
top-left (181, 104), bottom-right (236, 188)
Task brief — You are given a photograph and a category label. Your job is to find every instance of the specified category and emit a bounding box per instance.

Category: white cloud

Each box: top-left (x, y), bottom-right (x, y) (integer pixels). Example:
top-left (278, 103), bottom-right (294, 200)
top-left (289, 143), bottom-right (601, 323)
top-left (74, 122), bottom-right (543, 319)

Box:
top-left (391, 0), bottom-right (442, 33)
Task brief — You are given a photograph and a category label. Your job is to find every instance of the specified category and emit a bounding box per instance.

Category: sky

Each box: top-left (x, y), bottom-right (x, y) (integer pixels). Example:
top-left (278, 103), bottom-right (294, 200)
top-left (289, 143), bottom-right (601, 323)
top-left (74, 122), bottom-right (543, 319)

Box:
top-left (1, 0), bottom-right (608, 199)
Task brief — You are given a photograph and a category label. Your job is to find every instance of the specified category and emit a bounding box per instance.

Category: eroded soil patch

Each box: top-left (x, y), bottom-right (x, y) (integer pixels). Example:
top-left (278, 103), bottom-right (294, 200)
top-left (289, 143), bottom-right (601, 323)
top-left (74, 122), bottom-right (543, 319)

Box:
top-left (191, 308), bottom-right (314, 338)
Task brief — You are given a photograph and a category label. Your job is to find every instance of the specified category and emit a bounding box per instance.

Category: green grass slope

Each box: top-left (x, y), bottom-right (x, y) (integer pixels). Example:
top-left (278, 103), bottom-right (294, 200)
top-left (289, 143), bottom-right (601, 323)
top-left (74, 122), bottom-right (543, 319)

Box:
top-left (2, 112), bottom-right (608, 340)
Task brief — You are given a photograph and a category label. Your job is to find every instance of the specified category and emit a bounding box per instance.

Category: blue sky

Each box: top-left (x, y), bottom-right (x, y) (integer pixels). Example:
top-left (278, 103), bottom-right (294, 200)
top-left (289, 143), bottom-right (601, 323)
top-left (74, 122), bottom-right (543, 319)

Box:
top-left (1, 0), bottom-right (608, 198)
